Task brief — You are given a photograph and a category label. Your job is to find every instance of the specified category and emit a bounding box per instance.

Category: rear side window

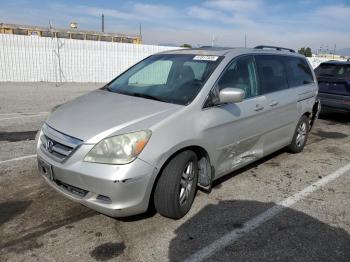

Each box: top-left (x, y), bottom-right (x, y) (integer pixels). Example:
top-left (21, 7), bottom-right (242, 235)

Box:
top-left (254, 55), bottom-right (288, 94)
top-left (284, 57), bottom-right (314, 87)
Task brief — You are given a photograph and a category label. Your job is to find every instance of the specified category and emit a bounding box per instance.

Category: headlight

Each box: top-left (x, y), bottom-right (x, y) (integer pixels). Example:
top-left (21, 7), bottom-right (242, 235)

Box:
top-left (84, 130), bottom-right (151, 164)
top-left (35, 129), bottom-right (43, 144)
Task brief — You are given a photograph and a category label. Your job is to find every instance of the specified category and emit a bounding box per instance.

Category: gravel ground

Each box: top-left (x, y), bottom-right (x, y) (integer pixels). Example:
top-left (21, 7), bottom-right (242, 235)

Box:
top-left (0, 82), bottom-right (349, 262)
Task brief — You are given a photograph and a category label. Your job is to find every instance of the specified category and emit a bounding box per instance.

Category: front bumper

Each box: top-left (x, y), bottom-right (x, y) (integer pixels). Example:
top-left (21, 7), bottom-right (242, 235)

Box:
top-left (318, 93), bottom-right (350, 112)
top-left (37, 141), bottom-right (157, 217)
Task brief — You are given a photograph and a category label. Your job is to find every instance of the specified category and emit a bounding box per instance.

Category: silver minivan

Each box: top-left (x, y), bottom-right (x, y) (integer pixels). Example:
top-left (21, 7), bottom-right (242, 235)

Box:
top-left (37, 46), bottom-right (321, 219)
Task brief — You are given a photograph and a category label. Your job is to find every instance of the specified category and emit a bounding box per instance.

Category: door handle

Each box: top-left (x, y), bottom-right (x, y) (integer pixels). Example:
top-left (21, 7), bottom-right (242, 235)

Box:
top-left (253, 105), bottom-right (264, 111)
top-left (269, 100), bottom-right (279, 107)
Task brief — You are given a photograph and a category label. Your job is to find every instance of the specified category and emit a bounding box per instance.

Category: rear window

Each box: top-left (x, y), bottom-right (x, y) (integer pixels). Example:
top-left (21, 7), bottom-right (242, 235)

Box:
top-left (315, 63), bottom-right (350, 78)
top-left (284, 57), bottom-right (314, 87)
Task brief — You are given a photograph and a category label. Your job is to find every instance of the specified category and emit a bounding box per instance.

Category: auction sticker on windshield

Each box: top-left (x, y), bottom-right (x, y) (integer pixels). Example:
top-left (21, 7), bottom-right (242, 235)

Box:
top-left (193, 55), bottom-right (219, 61)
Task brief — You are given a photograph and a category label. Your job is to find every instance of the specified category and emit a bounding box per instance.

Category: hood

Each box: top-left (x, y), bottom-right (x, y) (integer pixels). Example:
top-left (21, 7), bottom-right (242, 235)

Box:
top-left (46, 90), bottom-right (182, 142)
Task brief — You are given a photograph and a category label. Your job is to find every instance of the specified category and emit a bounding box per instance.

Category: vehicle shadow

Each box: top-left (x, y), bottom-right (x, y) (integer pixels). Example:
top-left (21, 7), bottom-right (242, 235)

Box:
top-left (118, 149), bottom-right (287, 221)
top-left (0, 201), bottom-right (32, 225)
top-left (168, 200), bottom-right (350, 261)
top-left (319, 110), bottom-right (350, 124)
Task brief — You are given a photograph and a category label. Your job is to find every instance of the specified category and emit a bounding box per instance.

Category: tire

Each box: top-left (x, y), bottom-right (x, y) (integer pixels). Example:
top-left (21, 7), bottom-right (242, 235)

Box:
top-left (288, 115), bottom-right (310, 153)
top-left (154, 151), bottom-right (198, 219)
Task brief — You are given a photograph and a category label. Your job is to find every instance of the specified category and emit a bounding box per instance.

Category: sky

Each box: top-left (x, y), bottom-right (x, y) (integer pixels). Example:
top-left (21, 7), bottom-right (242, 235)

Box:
top-left (1, 0), bottom-right (350, 52)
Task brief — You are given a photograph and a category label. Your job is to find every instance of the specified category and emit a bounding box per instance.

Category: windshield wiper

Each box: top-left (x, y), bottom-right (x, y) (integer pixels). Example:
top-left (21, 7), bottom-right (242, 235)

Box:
top-left (117, 91), bottom-right (167, 102)
top-left (101, 83), bottom-right (112, 92)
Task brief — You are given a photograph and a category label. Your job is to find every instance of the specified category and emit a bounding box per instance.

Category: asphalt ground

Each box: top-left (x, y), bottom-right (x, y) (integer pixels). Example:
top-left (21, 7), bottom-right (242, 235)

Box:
top-left (0, 82), bottom-right (350, 262)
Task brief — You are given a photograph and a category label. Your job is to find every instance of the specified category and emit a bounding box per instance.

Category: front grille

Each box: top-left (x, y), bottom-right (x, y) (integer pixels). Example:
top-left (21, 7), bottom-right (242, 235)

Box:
top-left (40, 124), bottom-right (83, 162)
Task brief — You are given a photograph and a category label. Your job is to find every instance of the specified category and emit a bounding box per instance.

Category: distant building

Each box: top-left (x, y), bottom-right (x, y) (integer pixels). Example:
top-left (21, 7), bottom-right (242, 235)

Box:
top-left (315, 53), bottom-right (348, 60)
top-left (0, 22), bottom-right (141, 44)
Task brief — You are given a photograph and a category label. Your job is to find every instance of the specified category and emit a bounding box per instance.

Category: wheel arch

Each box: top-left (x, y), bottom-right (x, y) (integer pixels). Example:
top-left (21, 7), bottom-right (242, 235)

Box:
top-left (159, 145), bottom-right (213, 188)
top-left (148, 145), bottom-right (214, 209)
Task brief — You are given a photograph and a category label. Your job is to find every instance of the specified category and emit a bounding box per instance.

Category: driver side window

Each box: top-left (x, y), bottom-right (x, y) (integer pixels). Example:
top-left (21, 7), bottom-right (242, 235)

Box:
top-left (218, 56), bottom-right (259, 99)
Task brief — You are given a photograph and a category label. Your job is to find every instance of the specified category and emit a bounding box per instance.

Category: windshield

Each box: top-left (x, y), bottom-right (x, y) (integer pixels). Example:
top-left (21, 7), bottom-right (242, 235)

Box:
top-left (105, 54), bottom-right (223, 105)
top-left (315, 63), bottom-right (350, 78)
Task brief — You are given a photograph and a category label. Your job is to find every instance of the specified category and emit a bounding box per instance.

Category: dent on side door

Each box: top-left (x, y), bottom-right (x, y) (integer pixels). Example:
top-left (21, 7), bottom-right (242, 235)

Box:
top-left (202, 96), bottom-right (268, 177)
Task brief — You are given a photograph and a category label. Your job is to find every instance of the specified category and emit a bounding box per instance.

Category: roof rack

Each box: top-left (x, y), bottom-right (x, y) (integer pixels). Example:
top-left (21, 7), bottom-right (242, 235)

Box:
top-left (254, 45), bottom-right (295, 53)
top-left (199, 46), bottom-right (234, 49)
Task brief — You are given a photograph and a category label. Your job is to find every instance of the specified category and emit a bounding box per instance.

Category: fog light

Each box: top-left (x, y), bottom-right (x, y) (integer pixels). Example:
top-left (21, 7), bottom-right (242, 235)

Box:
top-left (96, 194), bottom-right (111, 203)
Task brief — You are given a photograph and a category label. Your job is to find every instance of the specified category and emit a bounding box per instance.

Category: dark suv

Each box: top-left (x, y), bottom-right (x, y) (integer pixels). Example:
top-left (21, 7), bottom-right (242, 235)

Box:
top-left (315, 60), bottom-right (350, 112)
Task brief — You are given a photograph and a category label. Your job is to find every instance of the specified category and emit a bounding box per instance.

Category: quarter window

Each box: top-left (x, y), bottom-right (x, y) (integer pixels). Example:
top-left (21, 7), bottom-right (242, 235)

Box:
top-left (284, 57), bottom-right (314, 87)
top-left (255, 55), bottom-right (289, 94)
top-left (218, 56), bottom-right (259, 99)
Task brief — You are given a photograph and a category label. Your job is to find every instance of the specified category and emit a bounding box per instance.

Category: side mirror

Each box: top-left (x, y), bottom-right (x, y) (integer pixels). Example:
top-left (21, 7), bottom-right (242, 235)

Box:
top-left (219, 88), bottom-right (245, 104)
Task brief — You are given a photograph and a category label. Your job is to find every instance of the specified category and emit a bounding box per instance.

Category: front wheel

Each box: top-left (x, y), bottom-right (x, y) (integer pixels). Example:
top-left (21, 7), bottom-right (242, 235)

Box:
top-left (288, 115), bottom-right (310, 153)
top-left (154, 151), bottom-right (198, 219)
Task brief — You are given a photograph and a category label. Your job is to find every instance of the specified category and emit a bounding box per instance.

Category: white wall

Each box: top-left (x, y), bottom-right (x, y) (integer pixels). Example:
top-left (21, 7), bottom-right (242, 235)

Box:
top-left (0, 34), bottom-right (344, 83)
top-left (307, 57), bottom-right (331, 69)
top-left (0, 34), bottom-right (180, 83)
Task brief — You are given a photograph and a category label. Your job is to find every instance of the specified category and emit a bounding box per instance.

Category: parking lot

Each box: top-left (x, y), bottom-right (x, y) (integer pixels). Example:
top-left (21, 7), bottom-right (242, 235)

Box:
top-left (1, 82), bottom-right (350, 262)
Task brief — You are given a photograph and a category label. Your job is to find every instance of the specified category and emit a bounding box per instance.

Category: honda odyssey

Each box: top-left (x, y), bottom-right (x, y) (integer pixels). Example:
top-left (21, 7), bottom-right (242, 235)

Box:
top-left (37, 45), bottom-right (320, 219)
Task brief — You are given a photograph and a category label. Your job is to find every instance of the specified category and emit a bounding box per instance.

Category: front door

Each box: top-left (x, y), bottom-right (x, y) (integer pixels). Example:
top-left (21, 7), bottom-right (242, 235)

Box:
top-left (201, 55), bottom-right (270, 178)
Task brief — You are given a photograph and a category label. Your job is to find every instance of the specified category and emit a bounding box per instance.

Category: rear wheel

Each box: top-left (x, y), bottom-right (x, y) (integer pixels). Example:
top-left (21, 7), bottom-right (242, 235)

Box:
top-left (288, 115), bottom-right (310, 153)
top-left (154, 151), bottom-right (198, 219)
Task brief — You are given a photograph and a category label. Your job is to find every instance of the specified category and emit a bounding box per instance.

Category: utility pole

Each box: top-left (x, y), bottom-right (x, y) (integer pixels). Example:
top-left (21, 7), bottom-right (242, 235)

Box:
top-left (139, 23), bottom-right (142, 43)
top-left (244, 33), bottom-right (247, 48)
top-left (102, 14), bottom-right (105, 32)
top-left (333, 44), bottom-right (336, 59)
